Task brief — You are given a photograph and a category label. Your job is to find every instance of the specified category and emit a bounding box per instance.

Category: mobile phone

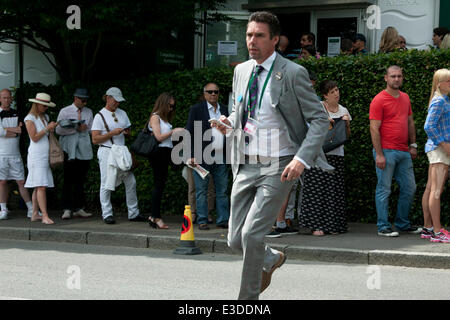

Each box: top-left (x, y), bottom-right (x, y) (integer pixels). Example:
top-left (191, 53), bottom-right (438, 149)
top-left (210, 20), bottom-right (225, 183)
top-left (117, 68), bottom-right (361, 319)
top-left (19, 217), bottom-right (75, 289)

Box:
top-left (208, 118), bottom-right (232, 129)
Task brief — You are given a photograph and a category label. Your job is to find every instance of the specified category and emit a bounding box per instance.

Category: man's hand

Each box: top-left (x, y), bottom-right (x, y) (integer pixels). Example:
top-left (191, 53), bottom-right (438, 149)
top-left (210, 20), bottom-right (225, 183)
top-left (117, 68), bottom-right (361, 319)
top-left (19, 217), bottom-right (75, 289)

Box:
top-left (77, 124), bottom-right (88, 132)
top-left (188, 158), bottom-right (197, 166)
top-left (281, 159), bottom-right (305, 182)
top-left (211, 115), bottom-right (232, 135)
top-left (409, 147), bottom-right (418, 160)
top-left (376, 154), bottom-right (386, 170)
top-left (111, 128), bottom-right (124, 136)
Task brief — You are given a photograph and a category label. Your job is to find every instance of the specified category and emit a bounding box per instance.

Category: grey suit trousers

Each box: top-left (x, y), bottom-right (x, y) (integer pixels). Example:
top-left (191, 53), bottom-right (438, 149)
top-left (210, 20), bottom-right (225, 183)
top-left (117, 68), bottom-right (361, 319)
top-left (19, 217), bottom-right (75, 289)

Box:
top-left (227, 156), bottom-right (295, 300)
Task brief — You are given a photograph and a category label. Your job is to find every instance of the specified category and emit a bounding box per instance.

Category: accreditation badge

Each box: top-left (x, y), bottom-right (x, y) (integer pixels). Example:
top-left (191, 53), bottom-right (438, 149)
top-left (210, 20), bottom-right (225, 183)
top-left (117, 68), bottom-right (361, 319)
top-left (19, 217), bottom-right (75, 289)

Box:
top-left (244, 116), bottom-right (259, 136)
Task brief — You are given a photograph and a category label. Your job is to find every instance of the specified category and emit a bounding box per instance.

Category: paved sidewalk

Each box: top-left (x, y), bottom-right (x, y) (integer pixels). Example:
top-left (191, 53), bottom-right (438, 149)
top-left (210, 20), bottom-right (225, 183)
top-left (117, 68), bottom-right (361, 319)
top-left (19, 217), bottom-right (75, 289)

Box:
top-left (1, 210), bottom-right (450, 269)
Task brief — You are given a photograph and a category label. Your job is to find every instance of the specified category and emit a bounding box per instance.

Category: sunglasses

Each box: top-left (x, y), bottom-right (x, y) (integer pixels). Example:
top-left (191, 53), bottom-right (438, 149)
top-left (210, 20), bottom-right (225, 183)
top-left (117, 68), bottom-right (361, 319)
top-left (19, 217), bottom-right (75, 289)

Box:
top-left (205, 90), bottom-right (219, 95)
top-left (111, 112), bottom-right (118, 122)
top-left (76, 97), bottom-right (88, 103)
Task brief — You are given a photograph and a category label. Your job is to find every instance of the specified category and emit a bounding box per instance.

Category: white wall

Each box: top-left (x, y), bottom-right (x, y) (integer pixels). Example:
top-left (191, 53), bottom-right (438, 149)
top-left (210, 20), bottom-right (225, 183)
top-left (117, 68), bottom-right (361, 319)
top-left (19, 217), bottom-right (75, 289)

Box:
top-left (0, 42), bottom-right (16, 90)
top-left (375, 0), bottom-right (440, 50)
top-left (0, 39), bottom-right (58, 91)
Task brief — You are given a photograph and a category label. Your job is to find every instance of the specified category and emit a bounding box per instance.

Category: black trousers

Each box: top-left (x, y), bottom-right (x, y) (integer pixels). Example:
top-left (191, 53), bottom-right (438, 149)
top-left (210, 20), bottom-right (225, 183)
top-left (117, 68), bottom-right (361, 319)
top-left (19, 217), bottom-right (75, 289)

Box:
top-left (149, 147), bottom-right (172, 218)
top-left (62, 153), bottom-right (91, 211)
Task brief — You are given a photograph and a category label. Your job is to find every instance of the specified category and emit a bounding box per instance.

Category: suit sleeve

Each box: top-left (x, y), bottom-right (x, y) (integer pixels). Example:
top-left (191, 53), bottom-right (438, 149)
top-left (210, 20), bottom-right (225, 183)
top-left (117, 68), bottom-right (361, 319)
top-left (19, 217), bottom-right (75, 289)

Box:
top-left (293, 66), bottom-right (329, 166)
top-left (227, 67), bottom-right (239, 129)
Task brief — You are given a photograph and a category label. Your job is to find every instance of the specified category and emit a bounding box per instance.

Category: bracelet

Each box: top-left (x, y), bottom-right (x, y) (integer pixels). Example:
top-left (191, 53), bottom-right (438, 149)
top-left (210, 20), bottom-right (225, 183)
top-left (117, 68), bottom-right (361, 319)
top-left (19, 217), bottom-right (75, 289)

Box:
top-left (43, 128), bottom-right (49, 133)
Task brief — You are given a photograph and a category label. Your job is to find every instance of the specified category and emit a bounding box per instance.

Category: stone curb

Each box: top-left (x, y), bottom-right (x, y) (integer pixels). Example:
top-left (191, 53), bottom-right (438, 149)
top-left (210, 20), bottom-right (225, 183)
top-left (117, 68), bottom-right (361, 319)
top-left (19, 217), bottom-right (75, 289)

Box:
top-left (1, 227), bottom-right (450, 270)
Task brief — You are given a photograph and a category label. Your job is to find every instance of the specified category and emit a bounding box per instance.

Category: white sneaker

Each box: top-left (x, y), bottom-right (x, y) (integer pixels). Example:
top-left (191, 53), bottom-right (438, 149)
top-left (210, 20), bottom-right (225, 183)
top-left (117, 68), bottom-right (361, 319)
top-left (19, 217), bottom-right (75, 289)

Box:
top-left (0, 210), bottom-right (8, 220)
top-left (61, 210), bottom-right (72, 220)
top-left (73, 209), bottom-right (92, 218)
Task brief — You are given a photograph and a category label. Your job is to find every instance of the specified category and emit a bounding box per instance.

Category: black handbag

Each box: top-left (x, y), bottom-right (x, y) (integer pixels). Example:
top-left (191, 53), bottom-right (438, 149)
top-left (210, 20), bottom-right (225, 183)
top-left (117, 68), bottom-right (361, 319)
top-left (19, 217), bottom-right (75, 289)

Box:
top-left (322, 117), bottom-right (349, 153)
top-left (130, 121), bottom-right (160, 157)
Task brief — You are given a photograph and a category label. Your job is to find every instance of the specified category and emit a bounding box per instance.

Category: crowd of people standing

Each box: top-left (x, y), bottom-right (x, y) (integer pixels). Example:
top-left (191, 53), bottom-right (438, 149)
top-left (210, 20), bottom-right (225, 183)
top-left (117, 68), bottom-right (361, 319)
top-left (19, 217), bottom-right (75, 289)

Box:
top-left (0, 24), bottom-right (448, 246)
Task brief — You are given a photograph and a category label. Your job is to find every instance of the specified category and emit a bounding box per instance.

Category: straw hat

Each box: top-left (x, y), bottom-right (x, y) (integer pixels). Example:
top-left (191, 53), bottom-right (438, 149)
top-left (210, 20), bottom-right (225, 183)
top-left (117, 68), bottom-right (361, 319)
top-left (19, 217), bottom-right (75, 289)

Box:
top-left (28, 93), bottom-right (56, 107)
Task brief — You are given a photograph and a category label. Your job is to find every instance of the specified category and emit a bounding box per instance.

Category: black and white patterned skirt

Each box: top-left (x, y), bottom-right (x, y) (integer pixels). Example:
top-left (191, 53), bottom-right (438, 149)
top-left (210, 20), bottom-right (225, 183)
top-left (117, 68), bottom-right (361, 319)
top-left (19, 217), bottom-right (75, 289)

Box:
top-left (298, 155), bottom-right (347, 234)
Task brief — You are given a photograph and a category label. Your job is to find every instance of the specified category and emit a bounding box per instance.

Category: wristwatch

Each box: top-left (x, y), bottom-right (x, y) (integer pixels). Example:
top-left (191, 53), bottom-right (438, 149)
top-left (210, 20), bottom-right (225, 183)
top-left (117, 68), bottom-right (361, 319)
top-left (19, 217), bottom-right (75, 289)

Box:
top-left (409, 143), bottom-right (418, 149)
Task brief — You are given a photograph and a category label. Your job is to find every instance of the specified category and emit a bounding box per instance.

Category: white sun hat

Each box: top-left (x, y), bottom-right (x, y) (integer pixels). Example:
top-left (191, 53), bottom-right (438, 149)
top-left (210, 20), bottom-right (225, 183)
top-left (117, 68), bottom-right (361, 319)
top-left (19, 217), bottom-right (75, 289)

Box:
top-left (28, 93), bottom-right (56, 107)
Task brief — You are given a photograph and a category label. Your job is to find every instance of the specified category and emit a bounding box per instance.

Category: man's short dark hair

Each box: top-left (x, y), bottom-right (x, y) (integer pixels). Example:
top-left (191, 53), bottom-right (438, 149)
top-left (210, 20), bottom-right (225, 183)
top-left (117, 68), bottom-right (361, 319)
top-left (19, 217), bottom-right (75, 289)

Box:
top-left (353, 33), bottom-right (367, 43)
top-left (320, 80), bottom-right (338, 96)
top-left (434, 27), bottom-right (449, 38)
top-left (341, 39), bottom-right (353, 52)
top-left (386, 65), bottom-right (403, 75)
top-left (301, 32), bottom-right (316, 44)
top-left (248, 11), bottom-right (281, 39)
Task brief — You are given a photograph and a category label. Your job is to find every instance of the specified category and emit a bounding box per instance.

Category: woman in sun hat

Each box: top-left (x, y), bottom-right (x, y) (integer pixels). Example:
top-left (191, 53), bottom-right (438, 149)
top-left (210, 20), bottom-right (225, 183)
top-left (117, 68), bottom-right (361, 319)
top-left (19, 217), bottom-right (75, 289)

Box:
top-left (24, 93), bottom-right (58, 225)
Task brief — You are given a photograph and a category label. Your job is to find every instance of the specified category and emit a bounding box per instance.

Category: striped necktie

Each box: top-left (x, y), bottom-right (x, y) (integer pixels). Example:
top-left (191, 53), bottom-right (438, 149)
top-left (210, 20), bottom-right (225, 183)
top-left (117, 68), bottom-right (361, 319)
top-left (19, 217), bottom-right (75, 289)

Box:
top-left (243, 65), bottom-right (264, 128)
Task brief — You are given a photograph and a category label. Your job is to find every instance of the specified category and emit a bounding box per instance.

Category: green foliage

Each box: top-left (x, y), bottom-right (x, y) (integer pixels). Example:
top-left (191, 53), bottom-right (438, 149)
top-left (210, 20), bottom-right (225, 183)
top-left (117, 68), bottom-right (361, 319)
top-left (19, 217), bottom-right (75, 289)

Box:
top-left (298, 49), bottom-right (450, 225)
top-left (18, 49), bottom-right (450, 225)
top-left (19, 67), bottom-right (233, 216)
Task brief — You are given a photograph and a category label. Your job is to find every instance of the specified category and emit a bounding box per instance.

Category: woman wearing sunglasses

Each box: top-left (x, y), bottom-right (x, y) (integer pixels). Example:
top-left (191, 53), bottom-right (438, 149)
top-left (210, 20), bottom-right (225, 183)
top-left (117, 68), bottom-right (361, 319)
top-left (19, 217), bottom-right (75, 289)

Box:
top-left (148, 92), bottom-right (184, 229)
top-left (24, 93), bottom-right (58, 224)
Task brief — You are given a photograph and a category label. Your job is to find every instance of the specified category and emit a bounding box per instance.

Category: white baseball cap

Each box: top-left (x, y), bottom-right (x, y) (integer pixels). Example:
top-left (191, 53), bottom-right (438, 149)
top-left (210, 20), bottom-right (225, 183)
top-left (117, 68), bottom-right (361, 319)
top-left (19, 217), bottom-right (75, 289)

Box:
top-left (106, 87), bottom-right (125, 102)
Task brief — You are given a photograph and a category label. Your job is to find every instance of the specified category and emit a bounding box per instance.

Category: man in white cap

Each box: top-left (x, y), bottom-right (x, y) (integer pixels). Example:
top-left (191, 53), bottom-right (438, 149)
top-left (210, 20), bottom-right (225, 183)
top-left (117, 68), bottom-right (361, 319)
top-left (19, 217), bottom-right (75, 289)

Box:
top-left (56, 88), bottom-right (94, 220)
top-left (0, 89), bottom-right (34, 220)
top-left (91, 87), bottom-right (144, 224)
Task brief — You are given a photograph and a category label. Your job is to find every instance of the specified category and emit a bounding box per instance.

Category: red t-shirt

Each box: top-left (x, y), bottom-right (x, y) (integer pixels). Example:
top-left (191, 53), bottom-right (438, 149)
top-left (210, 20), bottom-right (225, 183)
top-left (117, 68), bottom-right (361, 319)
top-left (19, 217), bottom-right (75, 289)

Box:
top-left (369, 90), bottom-right (412, 152)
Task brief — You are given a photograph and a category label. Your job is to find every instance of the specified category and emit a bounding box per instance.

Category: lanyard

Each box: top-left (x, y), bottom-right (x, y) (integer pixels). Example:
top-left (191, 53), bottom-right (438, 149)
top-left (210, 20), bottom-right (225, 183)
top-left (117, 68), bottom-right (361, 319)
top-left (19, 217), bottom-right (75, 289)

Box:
top-left (247, 62), bottom-right (274, 114)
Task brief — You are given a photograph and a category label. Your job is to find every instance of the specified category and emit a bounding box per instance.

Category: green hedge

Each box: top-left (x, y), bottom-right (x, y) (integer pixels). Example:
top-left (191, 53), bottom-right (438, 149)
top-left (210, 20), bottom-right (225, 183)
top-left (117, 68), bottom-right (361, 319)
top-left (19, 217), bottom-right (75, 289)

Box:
top-left (17, 48), bottom-right (450, 225)
top-left (299, 48), bottom-right (450, 225)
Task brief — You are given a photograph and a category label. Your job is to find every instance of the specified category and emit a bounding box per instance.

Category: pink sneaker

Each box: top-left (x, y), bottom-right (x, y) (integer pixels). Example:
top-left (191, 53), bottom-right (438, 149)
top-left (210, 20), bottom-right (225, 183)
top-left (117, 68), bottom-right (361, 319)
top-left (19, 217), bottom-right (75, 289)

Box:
top-left (430, 232), bottom-right (450, 243)
top-left (440, 229), bottom-right (450, 237)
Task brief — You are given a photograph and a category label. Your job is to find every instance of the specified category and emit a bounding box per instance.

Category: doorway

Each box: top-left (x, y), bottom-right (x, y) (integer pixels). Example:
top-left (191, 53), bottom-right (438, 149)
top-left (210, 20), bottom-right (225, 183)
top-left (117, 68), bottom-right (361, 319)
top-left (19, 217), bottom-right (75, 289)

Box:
top-left (317, 17), bottom-right (357, 56)
top-left (277, 12), bottom-right (311, 58)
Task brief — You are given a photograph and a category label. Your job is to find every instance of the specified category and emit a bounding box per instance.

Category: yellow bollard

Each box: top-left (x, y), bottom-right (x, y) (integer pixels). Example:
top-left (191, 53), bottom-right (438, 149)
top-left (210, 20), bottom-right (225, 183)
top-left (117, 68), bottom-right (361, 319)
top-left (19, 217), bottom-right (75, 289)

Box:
top-left (173, 205), bottom-right (202, 255)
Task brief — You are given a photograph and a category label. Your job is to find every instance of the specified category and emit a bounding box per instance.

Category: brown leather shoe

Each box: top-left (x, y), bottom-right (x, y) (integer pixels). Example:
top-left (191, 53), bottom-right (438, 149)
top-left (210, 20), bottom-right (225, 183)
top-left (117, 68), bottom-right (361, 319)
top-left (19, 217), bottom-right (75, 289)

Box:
top-left (260, 252), bottom-right (286, 293)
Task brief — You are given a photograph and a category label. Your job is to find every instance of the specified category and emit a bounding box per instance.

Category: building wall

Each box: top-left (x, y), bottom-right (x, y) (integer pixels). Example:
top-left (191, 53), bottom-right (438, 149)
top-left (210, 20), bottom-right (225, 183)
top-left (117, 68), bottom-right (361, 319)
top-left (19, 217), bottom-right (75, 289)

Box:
top-left (0, 41), bottom-right (57, 91)
top-left (0, 42), bottom-right (16, 91)
top-left (375, 0), bottom-right (439, 51)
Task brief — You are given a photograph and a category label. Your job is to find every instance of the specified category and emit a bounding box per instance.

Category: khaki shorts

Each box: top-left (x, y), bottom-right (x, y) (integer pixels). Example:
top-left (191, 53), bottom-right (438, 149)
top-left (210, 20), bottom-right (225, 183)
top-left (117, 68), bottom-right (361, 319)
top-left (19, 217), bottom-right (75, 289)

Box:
top-left (427, 146), bottom-right (450, 166)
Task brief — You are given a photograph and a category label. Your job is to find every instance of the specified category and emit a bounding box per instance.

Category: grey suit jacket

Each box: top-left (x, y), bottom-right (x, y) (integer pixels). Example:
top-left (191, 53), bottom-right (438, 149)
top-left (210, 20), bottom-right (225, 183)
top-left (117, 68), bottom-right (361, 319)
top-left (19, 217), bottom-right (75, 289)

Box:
top-left (228, 52), bottom-right (333, 178)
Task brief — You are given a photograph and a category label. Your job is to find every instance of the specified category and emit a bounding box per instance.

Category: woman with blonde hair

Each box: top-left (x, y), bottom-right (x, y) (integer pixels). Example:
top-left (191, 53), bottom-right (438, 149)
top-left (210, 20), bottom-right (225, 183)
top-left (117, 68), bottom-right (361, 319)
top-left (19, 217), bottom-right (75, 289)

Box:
top-left (379, 26), bottom-right (400, 53)
top-left (148, 92), bottom-right (183, 229)
top-left (24, 93), bottom-right (58, 224)
top-left (421, 68), bottom-right (450, 243)
top-left (439, 34), bottom-right (450, 50)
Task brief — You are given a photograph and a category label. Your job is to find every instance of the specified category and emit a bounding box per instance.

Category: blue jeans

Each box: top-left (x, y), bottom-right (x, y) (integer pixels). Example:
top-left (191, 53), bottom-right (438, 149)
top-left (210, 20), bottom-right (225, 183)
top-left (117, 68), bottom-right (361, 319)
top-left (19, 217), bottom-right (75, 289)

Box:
top-left (193, 164), bottom-right (230, 226)
top-left (373, 149), bottom-right (416, 232)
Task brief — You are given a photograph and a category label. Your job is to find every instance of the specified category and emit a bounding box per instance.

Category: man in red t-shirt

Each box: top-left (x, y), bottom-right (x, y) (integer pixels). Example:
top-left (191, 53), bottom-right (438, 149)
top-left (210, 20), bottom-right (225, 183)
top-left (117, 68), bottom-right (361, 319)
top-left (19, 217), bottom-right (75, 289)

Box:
top-left (369, 66), bottom-right (421, 237)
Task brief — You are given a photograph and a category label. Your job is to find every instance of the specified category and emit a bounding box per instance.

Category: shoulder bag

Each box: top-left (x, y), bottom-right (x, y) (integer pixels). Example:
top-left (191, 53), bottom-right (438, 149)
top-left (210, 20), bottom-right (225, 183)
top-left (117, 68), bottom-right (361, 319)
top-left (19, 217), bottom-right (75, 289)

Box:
top-left (130, 118), bottom-right (160, 157)
top-left (42, 116), bottom-right (64, 169)
top-left (49, 131), bottom-right (64, 169)
top-left (321, 103), bottom-right (349, 153)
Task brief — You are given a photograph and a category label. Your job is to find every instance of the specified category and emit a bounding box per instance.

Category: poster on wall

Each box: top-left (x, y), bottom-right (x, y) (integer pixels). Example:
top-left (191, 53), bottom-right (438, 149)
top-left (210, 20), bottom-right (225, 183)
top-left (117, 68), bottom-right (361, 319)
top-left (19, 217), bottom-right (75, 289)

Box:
top-left (218, 41), bottom-right (238, 56)
top-left (327, 37), bottom-right (341, 57)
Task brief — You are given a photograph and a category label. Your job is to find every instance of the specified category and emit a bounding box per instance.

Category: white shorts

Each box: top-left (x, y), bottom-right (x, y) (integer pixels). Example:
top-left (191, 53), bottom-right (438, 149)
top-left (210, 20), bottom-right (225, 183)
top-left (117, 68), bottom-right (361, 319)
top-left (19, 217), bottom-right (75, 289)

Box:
top-left (427, 146), bottom-right (450, 166)
top-left (0, 156), bottom-right (25, 181)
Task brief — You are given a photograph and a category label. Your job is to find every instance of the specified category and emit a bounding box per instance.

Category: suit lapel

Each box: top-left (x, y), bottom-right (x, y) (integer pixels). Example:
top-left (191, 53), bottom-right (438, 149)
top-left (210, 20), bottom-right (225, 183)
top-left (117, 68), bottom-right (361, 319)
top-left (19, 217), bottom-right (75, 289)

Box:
top-left (270, 53), bottom-right (286, 108)
top-left (201, 101), bottom-right (210, 120)
top-left (236, 62), bottom-right (254, 124)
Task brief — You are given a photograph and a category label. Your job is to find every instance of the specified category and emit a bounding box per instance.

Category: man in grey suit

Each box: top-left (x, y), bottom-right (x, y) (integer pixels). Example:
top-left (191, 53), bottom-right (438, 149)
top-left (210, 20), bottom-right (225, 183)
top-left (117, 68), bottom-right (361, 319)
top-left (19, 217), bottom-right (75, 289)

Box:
top-left (215, 11), bottom-right (332, 300)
